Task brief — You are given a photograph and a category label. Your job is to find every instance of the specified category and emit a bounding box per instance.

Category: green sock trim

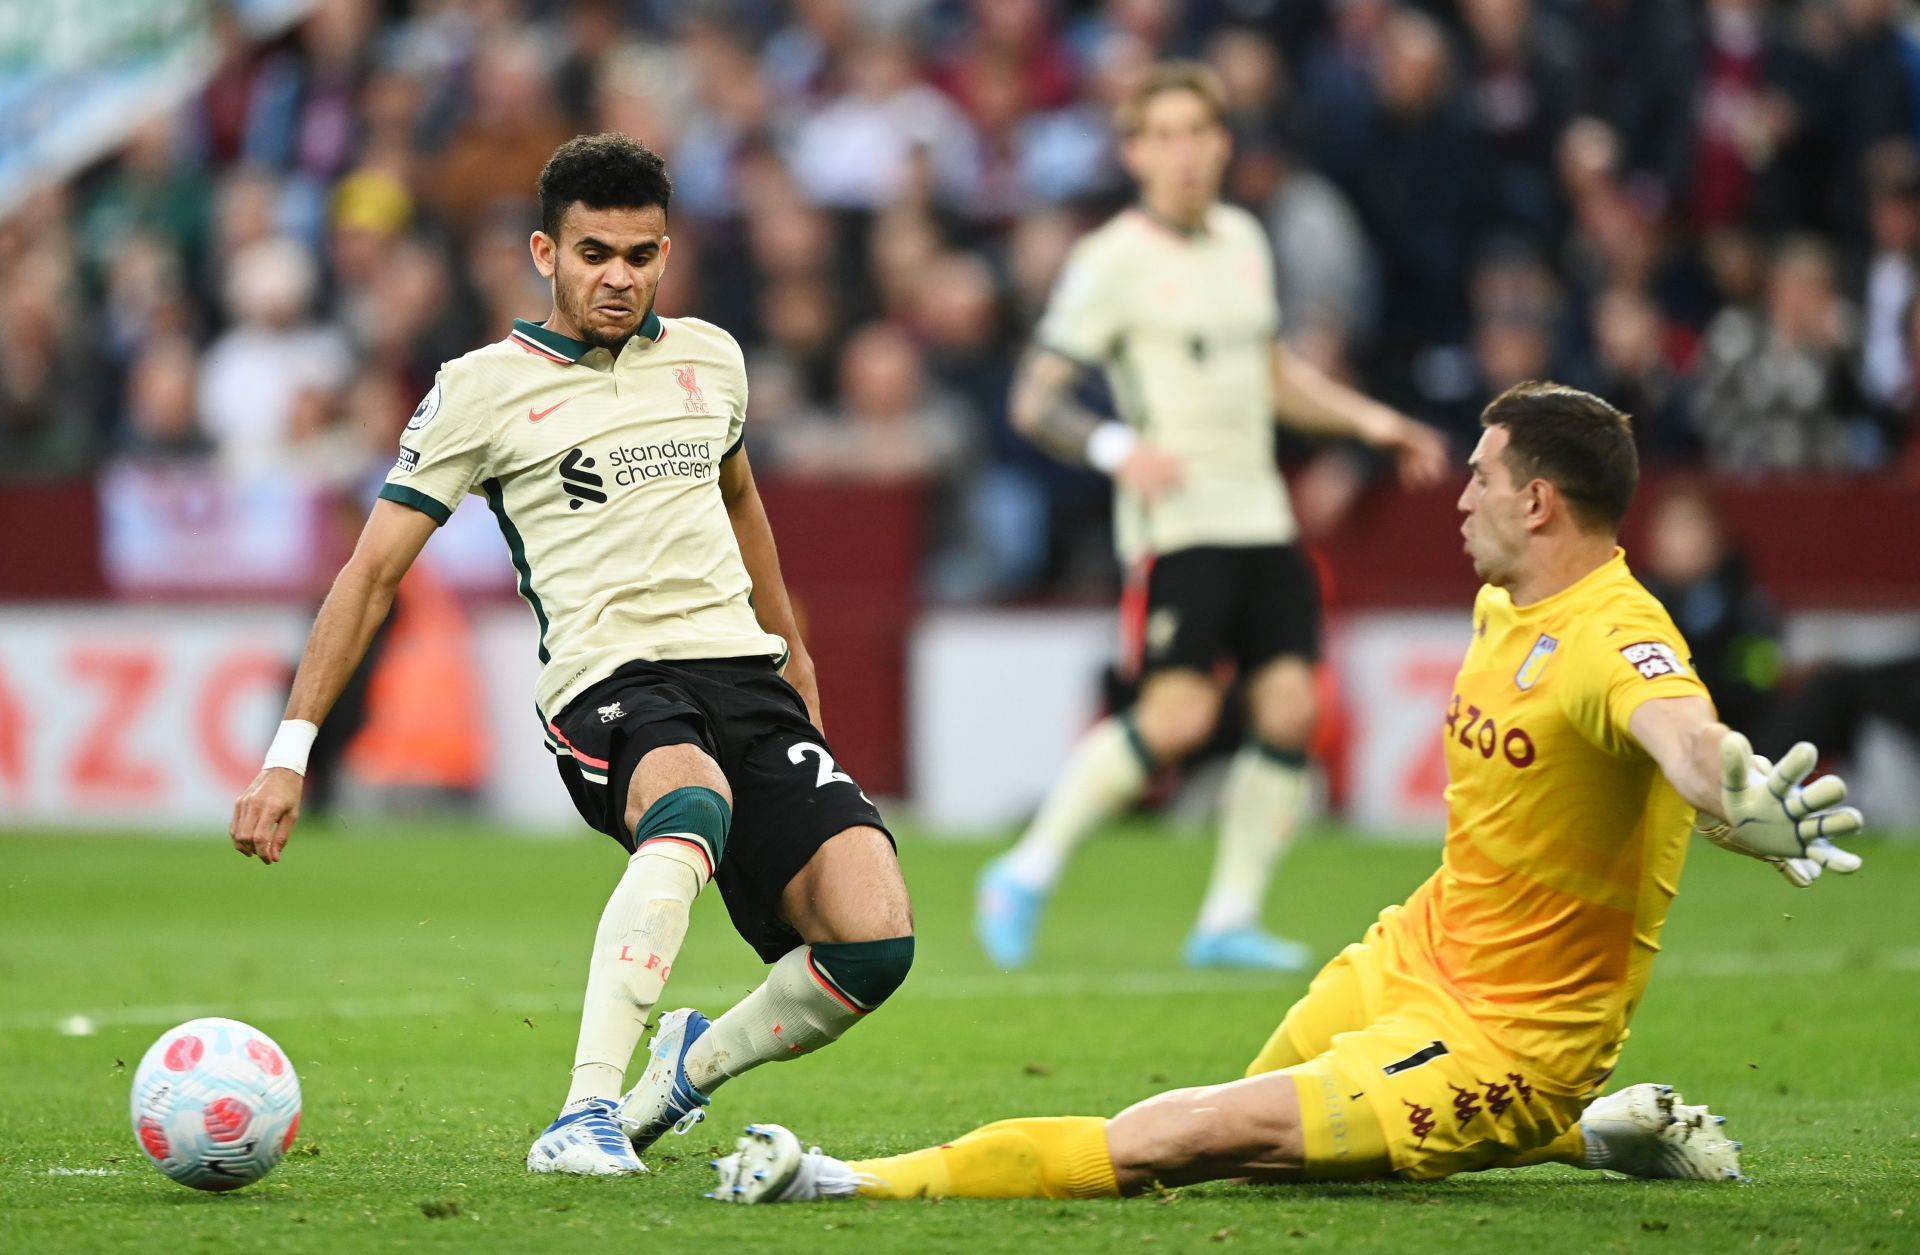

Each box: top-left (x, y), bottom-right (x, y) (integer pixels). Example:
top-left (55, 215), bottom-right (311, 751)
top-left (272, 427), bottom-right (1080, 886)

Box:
top-left (633, 785), bottom-right (732, 867)
top-left (1249, 740), bottom-right (1308, 769)
top-left (809, 936), bottom-right (915, 1011)
top-left (1117, 714), bottom-right (1157, 774)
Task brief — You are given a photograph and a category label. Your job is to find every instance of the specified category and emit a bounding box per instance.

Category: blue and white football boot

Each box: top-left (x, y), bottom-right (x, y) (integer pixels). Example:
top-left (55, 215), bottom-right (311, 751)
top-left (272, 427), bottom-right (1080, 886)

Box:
top-left (975, 856), bottom-right (1047, 969)
top-left (526, 1096), bottom-right (647, 1175)
top-left (1182, 925), bottom-right (1312, 971)
top-left (617, 1008), bottom-right (712, 1154)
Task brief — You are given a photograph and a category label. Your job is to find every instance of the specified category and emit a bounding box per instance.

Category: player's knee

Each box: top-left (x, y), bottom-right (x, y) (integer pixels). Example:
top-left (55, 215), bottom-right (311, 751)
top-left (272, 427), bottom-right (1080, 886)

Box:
top-left (627, 784), bottom-right (732, 875)
top-left (808, 936), bottom-right (915, 1013)
top-left (1133, 691), bottom-right (1221, 762)
top-left (625, 744), bottom-right (730, 827)
top-left (1248, 678), bottom-right (1317, 749)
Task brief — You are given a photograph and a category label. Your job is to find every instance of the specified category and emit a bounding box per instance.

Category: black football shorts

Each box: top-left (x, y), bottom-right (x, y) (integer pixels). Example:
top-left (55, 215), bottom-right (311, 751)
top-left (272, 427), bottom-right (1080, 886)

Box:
top-left (1123, 543), bottom-right (1322, 678)
top-left (546, 656), bottom-right (892, 961)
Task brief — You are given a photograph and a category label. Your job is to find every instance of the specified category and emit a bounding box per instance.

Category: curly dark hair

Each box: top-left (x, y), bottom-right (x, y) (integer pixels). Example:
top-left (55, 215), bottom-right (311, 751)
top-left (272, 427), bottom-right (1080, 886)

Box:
top-left (536, 133), bottom-right (673, 240)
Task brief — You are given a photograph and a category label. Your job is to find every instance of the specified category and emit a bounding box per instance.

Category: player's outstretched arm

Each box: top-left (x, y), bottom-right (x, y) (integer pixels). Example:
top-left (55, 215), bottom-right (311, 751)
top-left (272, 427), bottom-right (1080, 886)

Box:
top-left (720, 449), bottom-right (822, 729)
top-left (229, 500), bottom-right (438, 865)
top-left (1267, 341), bottom-right (1449, 487)
top-left (1627, 696), bottom-right (1865, 886)
top-left (1008, 347), bottom-right (1182, 500)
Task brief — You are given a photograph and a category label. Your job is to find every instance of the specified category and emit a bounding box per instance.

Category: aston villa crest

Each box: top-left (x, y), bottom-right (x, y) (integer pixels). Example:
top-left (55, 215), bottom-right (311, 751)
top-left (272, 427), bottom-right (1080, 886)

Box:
top-left (1514, 634), bottom-right (1559, 690)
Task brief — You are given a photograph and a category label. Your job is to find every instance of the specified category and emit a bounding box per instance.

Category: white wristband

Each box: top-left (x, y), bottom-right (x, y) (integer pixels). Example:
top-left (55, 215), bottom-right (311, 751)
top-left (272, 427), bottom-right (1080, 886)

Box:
top-left (1086, 422), bottom-right (1139, 475)
top-left (263, 720), bottom-right (319, 776)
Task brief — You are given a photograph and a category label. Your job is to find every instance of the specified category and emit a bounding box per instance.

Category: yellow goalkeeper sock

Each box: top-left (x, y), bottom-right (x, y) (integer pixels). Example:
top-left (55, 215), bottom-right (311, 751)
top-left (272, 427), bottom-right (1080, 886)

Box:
top-left (848, 1117), bottom-right (1119, 1200)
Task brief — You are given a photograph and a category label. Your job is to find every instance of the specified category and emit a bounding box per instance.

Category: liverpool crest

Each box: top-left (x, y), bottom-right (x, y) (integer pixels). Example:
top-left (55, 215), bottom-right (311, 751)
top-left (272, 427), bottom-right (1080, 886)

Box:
top-left (674, 365), bottom-right (706, 413)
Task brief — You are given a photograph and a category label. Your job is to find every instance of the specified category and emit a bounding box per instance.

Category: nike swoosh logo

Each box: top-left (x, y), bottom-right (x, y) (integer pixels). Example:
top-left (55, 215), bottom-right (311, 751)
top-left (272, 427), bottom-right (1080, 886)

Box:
top-left (529, 398), bottom-right (574, 423)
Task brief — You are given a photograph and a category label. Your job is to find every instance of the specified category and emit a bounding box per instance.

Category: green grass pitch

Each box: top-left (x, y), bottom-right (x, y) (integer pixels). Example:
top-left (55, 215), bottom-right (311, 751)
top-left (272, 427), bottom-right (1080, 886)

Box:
top-left (2, 822), bottom-right (1915, 1253)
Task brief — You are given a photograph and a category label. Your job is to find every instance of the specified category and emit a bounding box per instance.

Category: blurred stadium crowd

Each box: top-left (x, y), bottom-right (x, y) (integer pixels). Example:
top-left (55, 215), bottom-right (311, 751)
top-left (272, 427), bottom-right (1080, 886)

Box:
top-left (6, 0), bottom-right (1920, 601)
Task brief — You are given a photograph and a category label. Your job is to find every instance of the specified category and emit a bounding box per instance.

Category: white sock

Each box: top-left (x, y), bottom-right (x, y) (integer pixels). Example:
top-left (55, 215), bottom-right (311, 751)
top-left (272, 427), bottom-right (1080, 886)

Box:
top-left (683, 946), bottom-right (864, 1093)
top-left (564, 843), bottom-right (707, 1108)
top-left (1195, 744), bottom-right (1309, 934)
top-left (1000, 716), bottom-right (1151, 890)
top-left (780, 1150), bottom-right (867, 1201)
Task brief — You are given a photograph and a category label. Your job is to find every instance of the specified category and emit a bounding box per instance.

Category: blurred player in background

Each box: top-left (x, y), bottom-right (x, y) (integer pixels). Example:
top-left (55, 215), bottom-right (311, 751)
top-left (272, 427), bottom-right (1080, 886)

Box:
top-left (716, 381), bottom-right (1865, 1203)
top-left (976, 62), bottom-right (1449, 972)
top-left (229, 135), bottom-right (914, 1177)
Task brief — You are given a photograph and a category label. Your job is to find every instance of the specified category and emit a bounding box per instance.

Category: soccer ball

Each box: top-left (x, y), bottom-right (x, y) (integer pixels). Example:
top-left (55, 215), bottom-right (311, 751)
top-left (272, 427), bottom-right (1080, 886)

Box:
top-left (129, 1017), bottom-right (302, 1191)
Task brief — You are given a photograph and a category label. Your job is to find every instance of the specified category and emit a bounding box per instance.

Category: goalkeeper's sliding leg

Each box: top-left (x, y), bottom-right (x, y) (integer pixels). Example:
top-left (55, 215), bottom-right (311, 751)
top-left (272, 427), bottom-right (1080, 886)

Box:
top-left (709, 1068), bottom-right (1745, 1203)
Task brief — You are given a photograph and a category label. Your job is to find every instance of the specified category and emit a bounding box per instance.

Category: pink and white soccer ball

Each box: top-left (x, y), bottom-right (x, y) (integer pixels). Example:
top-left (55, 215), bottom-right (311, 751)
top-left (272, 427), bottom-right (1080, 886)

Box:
top-left (129, 1017), bottom-right (302, 1191)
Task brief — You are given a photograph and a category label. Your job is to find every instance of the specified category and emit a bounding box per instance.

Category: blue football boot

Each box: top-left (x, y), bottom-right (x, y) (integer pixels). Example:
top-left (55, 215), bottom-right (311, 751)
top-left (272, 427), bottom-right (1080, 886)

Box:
top-left (617, 1008), bottom-right (712, 1153)
top-left (975, 856), bottom-right (1048, 969)
top-left (1182, 926), bottom-right (1312, 971)
top-left (526, 1096), bottom-right (647, 1175)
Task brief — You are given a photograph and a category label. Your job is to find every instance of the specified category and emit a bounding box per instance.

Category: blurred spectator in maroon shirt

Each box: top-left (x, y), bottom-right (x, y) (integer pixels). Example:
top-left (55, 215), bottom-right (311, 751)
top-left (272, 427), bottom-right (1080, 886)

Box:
top-left (1684, 0), bottom-right (1802, 234)
top-left (934, 0), bottom-right (1077, 119)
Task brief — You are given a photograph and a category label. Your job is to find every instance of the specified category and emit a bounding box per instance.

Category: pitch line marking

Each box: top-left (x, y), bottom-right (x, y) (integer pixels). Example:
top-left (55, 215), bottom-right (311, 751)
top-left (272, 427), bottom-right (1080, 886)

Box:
top-left (6, 949), bottom-right (1917, 1033)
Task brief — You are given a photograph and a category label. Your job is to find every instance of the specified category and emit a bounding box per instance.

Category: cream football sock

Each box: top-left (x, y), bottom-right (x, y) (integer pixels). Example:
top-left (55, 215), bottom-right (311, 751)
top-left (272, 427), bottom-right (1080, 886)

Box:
top-left (1194, 742), bottom-right (1309, 934)
top-left (682, 940), bottom-right (913, 1092)
top-left (563, 842), bottom-right (707, 1108)
top-left (999, 716), bottom-right (1153, 891)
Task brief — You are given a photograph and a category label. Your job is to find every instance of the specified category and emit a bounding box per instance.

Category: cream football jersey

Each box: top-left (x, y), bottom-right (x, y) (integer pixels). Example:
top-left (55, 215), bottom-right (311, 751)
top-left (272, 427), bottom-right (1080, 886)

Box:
top-left (1036, 203), bottom-right (1296, 563)
top-left (381, 313), bottom-right (786, 722)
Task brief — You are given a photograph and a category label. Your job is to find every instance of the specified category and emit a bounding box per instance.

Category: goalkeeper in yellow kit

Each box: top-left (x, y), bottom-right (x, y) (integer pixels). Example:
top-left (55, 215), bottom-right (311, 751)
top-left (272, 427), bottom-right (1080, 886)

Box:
top-left (711, 382), bottom-right (1865, 1202)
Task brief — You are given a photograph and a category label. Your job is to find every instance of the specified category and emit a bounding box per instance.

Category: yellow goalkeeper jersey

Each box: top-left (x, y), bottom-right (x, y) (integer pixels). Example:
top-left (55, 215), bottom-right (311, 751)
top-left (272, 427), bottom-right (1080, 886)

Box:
top-left (1378, 549), bottom-right (1709, 1096)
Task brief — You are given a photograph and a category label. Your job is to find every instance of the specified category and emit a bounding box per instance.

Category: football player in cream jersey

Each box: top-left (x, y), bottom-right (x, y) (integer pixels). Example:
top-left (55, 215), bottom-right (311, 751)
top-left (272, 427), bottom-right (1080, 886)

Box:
top-left (977, 62), bottom-right (1450, 971)
top-left (229, 135), bottom-right (914, 1176)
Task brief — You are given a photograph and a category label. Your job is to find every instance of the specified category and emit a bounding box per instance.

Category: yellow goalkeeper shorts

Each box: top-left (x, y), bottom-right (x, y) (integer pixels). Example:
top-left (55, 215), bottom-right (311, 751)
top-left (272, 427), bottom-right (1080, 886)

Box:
top-left (1254, 931), bottom-right (1586, 1181)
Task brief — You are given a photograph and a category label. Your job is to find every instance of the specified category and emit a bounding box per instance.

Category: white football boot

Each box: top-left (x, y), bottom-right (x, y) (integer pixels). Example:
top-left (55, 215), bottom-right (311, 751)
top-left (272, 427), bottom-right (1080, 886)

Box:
top-left (1579, 1083), bottom-right (1746, 1181)
top-left (617, 1008), bottom-right (712, 1154)
top-left (526, 1097), bottom-right (648, 1175)
top-left (708, 1123), bottom-right (864, 1203)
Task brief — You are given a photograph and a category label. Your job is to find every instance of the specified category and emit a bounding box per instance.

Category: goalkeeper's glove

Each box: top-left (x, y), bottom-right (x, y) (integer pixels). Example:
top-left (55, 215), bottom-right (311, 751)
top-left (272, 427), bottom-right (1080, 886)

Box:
top-left (1694, 732), bottom-right (1864, 887)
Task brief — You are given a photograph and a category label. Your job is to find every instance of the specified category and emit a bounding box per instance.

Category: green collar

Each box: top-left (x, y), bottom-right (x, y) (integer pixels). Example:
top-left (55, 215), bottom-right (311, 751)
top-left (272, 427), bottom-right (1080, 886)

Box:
top-left (1133, 203), bottom-right (1210, 239)
top-left (510, 311), bottom-right (664, 363)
